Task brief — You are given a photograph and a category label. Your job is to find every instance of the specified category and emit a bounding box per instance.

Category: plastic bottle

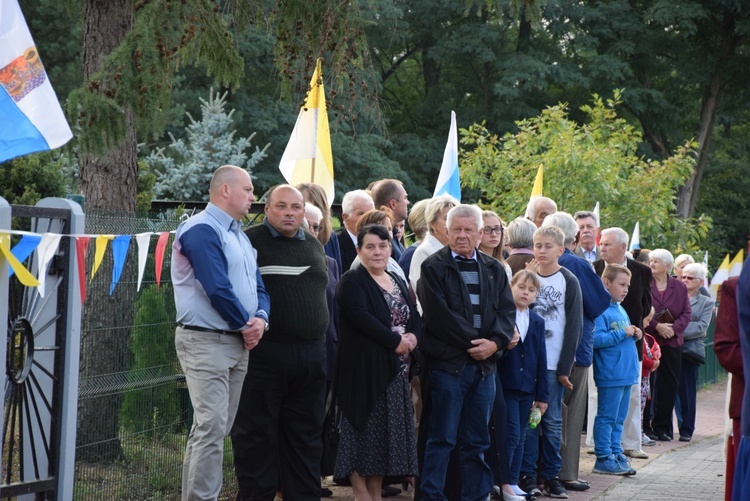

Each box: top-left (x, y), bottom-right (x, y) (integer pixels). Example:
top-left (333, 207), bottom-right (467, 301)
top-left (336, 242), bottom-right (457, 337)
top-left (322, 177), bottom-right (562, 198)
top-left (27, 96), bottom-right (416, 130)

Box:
top-left (529, 407), bottom-right (542, 429)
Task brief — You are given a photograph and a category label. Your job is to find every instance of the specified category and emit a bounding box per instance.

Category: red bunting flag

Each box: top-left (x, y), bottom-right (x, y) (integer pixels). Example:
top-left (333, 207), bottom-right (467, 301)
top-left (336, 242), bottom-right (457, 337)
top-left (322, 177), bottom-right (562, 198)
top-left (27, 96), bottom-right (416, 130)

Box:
top-left (75, 237), bottom-right (90, 304)
top-left (154, 232), bottom-right (170, 288)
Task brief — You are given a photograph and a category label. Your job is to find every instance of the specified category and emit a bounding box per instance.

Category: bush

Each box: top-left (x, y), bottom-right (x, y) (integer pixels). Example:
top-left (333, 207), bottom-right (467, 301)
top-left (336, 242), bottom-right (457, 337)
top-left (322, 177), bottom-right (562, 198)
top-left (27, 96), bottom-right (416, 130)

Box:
top-left (120, 284), bottom-right (180, 436)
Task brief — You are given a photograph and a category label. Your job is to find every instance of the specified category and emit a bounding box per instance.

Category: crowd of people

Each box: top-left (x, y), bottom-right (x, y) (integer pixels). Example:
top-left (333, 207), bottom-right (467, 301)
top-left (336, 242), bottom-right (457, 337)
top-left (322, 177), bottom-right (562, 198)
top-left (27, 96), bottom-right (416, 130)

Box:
top-left (172, 164), bottom-right (732, 501)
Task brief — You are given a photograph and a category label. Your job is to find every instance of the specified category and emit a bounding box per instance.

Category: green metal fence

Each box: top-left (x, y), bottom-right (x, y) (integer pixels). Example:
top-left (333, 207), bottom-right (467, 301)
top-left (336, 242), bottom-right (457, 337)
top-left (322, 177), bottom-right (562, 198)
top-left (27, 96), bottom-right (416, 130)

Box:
top-left (698, 308), bottom-right (727, 388)
top-left (73, 209), bottom-right (238, 500)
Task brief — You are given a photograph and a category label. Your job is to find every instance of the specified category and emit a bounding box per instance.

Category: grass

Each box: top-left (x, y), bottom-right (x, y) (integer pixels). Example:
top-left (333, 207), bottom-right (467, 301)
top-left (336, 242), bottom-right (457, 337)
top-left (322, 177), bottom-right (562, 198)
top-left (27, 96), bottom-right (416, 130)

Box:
top-left (74, 430), bottom-right (238, 500)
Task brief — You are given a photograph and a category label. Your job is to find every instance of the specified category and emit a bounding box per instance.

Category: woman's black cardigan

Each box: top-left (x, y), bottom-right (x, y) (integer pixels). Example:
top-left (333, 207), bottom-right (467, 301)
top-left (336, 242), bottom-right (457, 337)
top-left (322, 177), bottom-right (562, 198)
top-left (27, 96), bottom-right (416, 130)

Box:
top-left (334, 265), bottom-right (422, 431)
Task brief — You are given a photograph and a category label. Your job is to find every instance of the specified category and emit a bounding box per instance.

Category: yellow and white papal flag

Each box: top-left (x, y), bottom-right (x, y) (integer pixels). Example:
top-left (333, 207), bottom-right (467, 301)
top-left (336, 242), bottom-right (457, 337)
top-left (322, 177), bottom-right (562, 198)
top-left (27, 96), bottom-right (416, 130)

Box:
top-left (278, 58), bottom-right (335, 206)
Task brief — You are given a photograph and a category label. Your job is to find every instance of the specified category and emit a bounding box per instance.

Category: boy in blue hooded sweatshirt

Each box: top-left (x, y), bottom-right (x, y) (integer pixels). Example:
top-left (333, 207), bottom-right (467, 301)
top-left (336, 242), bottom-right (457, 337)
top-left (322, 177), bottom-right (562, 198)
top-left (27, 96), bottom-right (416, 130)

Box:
top-left (592, 264), bottom-right (641, 476)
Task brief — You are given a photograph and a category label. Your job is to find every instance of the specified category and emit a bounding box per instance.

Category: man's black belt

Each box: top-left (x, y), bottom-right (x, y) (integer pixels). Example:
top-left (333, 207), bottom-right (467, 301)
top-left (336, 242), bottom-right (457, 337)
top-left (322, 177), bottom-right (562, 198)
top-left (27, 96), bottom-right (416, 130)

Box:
top-left (178, 323), bottom-right (241, 337)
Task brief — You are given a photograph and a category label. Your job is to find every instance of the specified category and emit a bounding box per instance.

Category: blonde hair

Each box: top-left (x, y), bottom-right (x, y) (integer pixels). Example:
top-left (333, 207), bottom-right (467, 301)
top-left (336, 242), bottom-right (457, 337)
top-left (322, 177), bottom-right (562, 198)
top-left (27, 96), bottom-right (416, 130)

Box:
top-left (533, 226), bottom-right (565, 247)
top-left (602, 263), bottom-right (632, 282)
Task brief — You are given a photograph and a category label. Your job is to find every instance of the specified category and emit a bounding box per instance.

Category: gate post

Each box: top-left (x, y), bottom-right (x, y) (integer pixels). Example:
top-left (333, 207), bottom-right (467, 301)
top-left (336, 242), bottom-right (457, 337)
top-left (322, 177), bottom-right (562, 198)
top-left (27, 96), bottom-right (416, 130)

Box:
top-left (36, 198), bottom-right (84, 501)
top-left (0, 197), bottom-right (10, 442)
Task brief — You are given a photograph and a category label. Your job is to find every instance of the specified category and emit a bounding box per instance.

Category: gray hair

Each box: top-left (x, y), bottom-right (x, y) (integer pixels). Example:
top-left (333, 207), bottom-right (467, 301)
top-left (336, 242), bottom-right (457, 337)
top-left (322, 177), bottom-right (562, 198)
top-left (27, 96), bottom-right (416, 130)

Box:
top-left (507, 217), bottom-right (537, 249)
top-left (573, 210), bottom-right (597, 222)
top-left (674, 253), bottom-right (695, 270)
top-left (341, 189), bottom-right (373, 216)
top-left (650, 248), bottom-right (675, 272)
top-left (525, 196), bottom-right (557, 220)
top-left (446, 204), bottom-right (483, 231)
top-left (682, 262), bottom-right (707, 280)
top-left (425, 194), bottom-right (459, 232)
top-left (601, 227), bottom-right (629, 247)
top-left (542, 211), bottom-right (578, 246)
top-left (304, 202), bottom-right (323, 222)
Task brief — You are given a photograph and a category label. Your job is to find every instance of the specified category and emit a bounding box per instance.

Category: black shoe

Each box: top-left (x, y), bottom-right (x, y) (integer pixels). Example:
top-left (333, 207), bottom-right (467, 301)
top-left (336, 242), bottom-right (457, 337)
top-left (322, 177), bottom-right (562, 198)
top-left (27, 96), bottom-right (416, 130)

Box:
top-left (679, 434), bottom-right (692, 442)
top-left (657, 432), bottom-right (673, 441)
top-left (561, 479), bottom-right (590, 491)
top-left (321, 487), bottom-right (333, 497)
top-left (519, 474), bottom-right (542, 497)
top-left (643, 428), bottom-right (658, 441)
top-left (542, 477), bottom-right (569, 499)
top-left (381, 485), bottom-right (401, 497)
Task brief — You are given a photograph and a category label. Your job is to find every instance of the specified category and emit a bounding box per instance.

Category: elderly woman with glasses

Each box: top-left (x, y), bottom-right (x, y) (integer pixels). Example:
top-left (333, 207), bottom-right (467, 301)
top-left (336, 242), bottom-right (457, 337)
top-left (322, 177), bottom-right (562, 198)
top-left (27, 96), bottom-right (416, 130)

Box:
top-left (675, 263), bottom-right (714, 442)
top-left (478, 210), bottom-right (512, 281)
top-left (643, 249), bottom-right (692, 442)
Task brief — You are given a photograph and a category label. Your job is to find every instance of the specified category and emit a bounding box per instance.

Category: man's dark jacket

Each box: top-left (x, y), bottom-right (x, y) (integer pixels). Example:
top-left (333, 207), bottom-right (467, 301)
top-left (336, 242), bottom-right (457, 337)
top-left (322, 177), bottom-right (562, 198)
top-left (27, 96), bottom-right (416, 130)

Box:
top-left (417, 246), bottom-right (515, 376)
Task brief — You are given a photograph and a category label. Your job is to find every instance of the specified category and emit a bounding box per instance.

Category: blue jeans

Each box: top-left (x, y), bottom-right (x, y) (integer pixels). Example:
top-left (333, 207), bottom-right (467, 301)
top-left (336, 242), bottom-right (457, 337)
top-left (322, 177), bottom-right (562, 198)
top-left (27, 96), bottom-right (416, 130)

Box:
top-left (420, 364), bottom-right (496, 501)
top-left (594, 385), bottom-right (631, 458)
top-left (504, 391), bottom-right (535, 485)
top-left (521, 370), bottom-right (564, 480)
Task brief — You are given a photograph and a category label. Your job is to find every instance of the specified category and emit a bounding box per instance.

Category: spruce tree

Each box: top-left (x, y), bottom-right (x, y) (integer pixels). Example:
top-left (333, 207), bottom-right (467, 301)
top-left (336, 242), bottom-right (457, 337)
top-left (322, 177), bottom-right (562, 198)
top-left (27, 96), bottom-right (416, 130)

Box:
top-left (147, 89), bottom-right (269, 201)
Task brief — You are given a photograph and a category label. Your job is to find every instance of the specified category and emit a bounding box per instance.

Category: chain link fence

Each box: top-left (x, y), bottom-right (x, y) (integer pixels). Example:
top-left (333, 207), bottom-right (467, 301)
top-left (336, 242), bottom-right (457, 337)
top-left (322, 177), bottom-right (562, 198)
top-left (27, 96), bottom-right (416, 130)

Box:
top-left (74, 209), bottom-right (238, 500)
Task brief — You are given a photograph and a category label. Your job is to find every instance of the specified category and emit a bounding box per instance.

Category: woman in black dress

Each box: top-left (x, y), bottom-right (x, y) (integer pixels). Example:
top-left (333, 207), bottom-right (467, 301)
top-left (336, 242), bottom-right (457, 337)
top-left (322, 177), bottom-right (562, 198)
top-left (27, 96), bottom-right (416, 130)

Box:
top-left (334, 225), bottom-right (421, 500)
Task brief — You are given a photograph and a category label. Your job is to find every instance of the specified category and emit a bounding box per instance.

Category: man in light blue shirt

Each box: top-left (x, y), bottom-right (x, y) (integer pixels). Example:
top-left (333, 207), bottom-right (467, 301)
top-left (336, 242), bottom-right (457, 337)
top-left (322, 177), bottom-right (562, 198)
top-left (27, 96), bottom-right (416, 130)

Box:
top-left (172, 165), bottom-right (270, 501)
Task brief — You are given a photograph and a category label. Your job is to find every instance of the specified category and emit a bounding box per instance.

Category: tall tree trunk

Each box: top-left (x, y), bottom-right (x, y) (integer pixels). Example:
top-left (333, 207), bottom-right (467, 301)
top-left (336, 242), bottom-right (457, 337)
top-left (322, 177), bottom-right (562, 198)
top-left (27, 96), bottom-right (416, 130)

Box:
top-left (676, 11), bottom-right (738, 220)
top-left (676, 73), bottom-right (725, 219)
top-left (76, 0), bottom-right (136, 463)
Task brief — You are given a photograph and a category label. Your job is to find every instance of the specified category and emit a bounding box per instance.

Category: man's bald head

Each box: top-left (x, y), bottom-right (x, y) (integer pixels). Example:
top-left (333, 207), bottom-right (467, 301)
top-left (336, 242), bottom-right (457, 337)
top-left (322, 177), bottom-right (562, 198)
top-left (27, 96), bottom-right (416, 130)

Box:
top-left (209, 165), bottom-right (255, 220)
top-left (210, 165), bottom-right (245, 195)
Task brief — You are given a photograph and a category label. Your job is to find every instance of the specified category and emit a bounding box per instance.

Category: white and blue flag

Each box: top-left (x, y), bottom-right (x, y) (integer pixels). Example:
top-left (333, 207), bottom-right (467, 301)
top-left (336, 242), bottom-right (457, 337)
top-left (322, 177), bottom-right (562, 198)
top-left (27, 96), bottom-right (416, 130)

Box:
top-left (0, 0), bottom-right (73, 164)
top-left (433, 110), bottom-right (461, 201)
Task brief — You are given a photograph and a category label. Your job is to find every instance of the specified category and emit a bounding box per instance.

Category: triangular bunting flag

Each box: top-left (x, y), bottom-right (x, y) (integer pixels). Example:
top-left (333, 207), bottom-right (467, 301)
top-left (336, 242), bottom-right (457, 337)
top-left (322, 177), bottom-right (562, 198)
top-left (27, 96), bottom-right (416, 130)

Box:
top-left (36, 233), bottom-right (62, 297)
top-left (8, 233), bottom-right (41, 277)
top-left (75, 237), bottom-right (90, 304)
top-left (154, 232), bottom-right (170, 288)
top-left (110, 235), bottom-right (131, 295)
top-left (91, 235), bottom-right (113, 281)
top-left (135, 232), bottom-right (152, 292)
top-left (0, 233), bottom-right (39, 286)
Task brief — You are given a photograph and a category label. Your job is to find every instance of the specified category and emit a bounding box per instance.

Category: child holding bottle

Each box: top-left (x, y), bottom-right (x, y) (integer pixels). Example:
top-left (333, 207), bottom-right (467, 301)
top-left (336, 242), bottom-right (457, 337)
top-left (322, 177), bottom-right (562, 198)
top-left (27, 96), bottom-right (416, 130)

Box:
top-left (499, 270), bottom-right (549, 498)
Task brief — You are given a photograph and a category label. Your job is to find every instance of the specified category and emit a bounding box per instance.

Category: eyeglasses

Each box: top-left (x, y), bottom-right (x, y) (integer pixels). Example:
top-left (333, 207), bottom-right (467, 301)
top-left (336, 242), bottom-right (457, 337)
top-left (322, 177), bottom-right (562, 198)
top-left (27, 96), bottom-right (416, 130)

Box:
top-left (681, 276), bottom-right (698, 281)
top-left (483, 226), bottom-right (504, 235)
top-left (309, 224), bottom-right (322, 233)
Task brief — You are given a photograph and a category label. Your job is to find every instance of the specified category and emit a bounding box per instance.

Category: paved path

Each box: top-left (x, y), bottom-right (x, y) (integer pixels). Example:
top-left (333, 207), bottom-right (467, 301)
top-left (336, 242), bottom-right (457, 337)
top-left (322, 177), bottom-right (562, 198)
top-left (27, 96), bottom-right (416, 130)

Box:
top-left (326, 379), bottom-right (730, 500)
top-left (593, 436), bottom-right (725, 500)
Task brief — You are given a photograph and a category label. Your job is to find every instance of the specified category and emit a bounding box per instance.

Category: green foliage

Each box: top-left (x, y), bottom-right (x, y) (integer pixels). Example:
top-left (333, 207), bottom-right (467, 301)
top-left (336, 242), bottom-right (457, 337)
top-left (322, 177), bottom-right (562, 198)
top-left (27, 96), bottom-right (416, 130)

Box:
top-left (68, 0), bottom-right (245, 155)
top-left (461, 92), bottom-right (704, 251)
top-left (0, 152), bottom-right (67, 205)
top-left (136, 160), bottom-right (157, 212)
top-left (696, 114), bottom-right (750, 269)
top-left (120, 284), bottom-right (179, 437)
top-left (144, 89), bottom-right (269, 200)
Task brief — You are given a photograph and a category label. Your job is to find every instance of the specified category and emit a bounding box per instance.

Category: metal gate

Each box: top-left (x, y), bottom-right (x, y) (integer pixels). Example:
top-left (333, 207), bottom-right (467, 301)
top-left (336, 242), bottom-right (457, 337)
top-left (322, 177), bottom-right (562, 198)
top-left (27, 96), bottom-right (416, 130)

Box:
top-left (0, 198), bottom-right (83, 500)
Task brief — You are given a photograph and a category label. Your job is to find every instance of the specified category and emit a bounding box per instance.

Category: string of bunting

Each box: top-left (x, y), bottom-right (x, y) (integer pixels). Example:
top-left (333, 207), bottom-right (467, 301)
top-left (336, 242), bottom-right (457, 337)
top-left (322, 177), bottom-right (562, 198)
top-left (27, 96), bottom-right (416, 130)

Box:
top-left (0, 229), bottom-right (175, 304)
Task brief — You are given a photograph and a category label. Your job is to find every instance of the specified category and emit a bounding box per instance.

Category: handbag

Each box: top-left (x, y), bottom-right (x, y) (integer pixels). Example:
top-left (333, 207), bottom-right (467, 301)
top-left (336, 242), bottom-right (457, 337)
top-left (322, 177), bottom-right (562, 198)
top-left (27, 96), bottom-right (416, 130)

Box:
top-left (682, 337), bottom-right (706, 366)
top-left (654, 308), bottom-right (675, 324)
top-left (320, 388), bottom-right (340, 477)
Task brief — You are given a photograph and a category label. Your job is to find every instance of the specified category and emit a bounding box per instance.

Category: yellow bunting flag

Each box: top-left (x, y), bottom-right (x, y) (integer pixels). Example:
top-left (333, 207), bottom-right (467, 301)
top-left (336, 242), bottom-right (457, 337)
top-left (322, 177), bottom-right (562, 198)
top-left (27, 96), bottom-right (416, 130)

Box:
top-left (0, 233), bottom-right (40, 287)
top-left (91, 235), bottom-right (114, 281)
